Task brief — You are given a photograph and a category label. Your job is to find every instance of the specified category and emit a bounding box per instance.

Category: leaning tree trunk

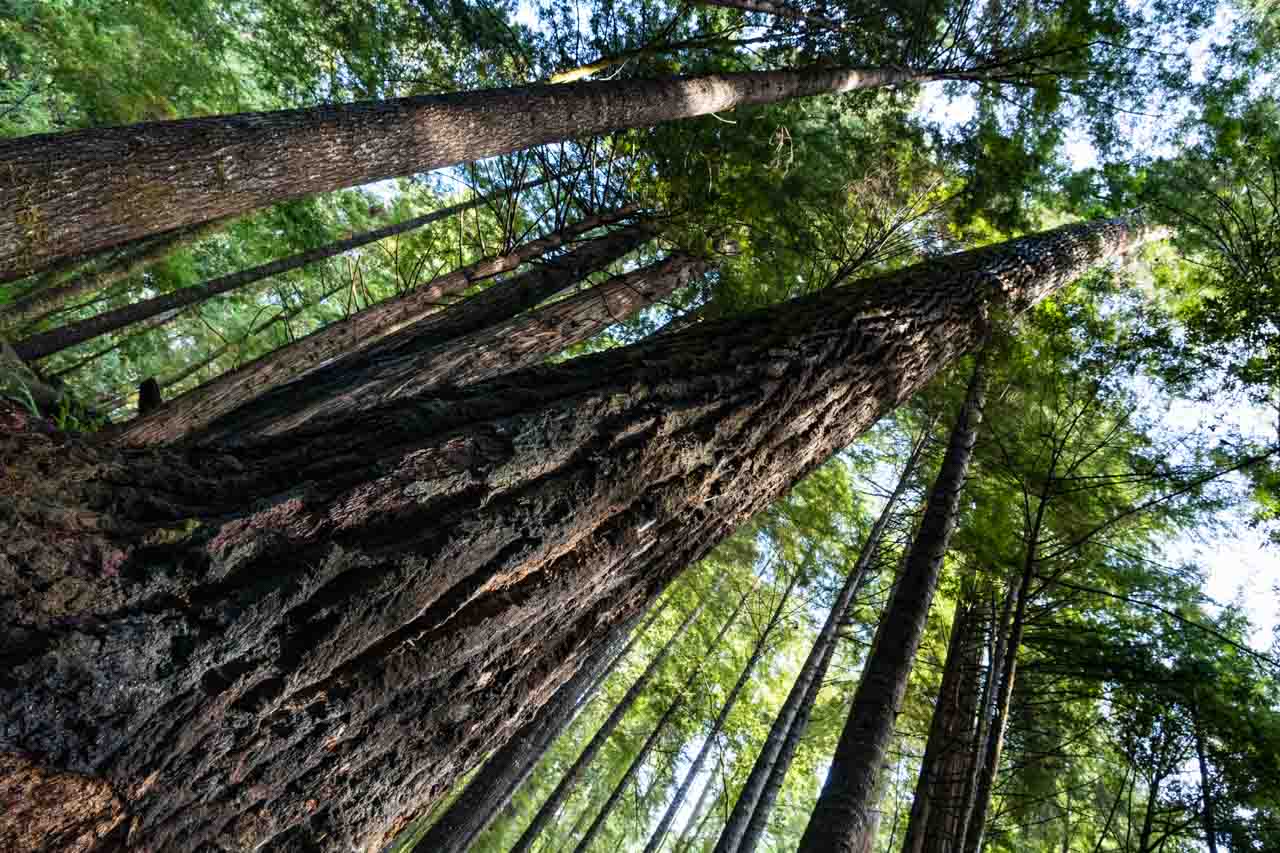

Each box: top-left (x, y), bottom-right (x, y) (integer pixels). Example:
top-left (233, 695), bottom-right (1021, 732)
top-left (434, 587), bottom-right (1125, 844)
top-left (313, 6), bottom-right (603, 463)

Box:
top-left (796, 351), bottom-right (989, 853)
top-left (109, 205), bottom-right (642, 445)
top-left (507, 575), bottom-right (730, 853)
top-left (1, 220), bottom-right (226, 335)
top-left (1, 219), bottom-right (1147, 853)
top-left (0, 66), bottom-right (932, 280)
top-left (187, 221), bottom-right (655, 443)
top-left (575, 572), bottom-right (784, 853)
top-left (8, 180), bottom-right (584, 362)
top-left (404, 613), bottom-right (637, 853)
top-left (721, 423), bottom-right (931, 853)
top-left (642, 566), bottom-right (800, 853)
top-left (901, 589), bottom-right (982, 853)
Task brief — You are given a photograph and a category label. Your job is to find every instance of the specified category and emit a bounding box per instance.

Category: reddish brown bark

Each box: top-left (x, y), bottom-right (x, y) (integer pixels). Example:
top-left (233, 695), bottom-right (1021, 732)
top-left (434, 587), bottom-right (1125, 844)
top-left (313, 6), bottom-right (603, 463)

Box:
top-left (1, 219), bottom-right (1145, 852)
top-left (796, 352), bottom-right (989, 853)
top-left (185, 222), bottom-right (655, 443)
top-left (0, 66), bottom-right (927, 280)
top-left (109, 206), bottom-right (641, 445)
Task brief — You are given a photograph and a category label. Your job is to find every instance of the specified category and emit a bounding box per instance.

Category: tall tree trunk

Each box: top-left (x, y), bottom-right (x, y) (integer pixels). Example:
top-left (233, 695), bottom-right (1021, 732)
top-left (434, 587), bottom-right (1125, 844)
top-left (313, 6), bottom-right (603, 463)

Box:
top-left (960, 487), bottom-right (1051, 853)
top-left (577, 571), bottom-right (792, 853)
top-left (0, 66), bottom-right (932, 280)
top-left (187, 221), bottom-right (654, 443)
top-left (723, 423), bottom-right (932, 853)
top-left (8, 181), bottom-right (586, 362)
top-left (795, 351), bottom-right (989, 853)
top-left (0, 219), bottom-right (1146, 852)
top-left (642, 567), bottom-right (800, 853)
top-left (697, 0), bottom-right (851, 32)
top-left (901, 591), bottom-right (982, 853)
top-left (508, 576), bottom-right (730, 853)
top-left (1, 220), bottom-right (225, 335)
top-left (674, 768), bottom-right (720, 853)
top-left (405, 614), bottom-right (637, 853)
top-left (109, 207), bottom-right (643, 445)
top-left (953, 593), bottom-right (1001, 851)
top-left (1192, 706), bottom-right (1219, 853)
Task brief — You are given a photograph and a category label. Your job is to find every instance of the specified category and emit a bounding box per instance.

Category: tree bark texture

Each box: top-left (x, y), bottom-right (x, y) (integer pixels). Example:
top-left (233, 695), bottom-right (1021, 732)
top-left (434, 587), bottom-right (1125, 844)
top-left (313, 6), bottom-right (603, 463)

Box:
top-left (901, 594), bottom-right (982, 853)
top-left (110, 207), bottom-right (643, 446)
top-left (9, 181), bottom-right (585, 362)
top-left (403, 614), bottom-right (635, 853)
top-left (183, 222), bottom-right (656, 444)
top-left (642, 567), bottom-right (799, 853)
top-left (508, 575), bottom-right (727, 853)
top-left (724, 424), bottom-right (931, 853)
top-left (1, 219), bottom-right (1143, 852)
top-left (0, 66), bottom-right (927, 281)
top-left (796, 352), bottom-right (989, 853)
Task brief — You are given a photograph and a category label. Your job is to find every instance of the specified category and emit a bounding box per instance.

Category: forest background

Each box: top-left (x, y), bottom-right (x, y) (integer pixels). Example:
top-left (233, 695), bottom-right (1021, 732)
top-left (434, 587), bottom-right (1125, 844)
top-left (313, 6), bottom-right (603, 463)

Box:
top-left (1, 0), bottom-right (1279, 851)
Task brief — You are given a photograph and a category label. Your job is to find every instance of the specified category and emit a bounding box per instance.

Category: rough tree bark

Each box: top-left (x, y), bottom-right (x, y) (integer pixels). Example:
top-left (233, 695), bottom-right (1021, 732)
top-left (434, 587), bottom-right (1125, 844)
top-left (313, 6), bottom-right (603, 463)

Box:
top-left (0, 66), bottom-right (931, 280)
top-left (109, 207), bottom-right (644, 445)
top-left (796, 351), bottom-right (989, 853)
top-left (901, 590), bottom-right (983, 853)
top-left (402, 614), bottom-right (636, 853)
top-left (508, 576), bottom-right (729, 853)
top-left (723, 424), bottom-right (932, 853)
top-left (9, 181), bottom-right (579, 362)
top-left (1, 219), bottom-right (1146, 853)
top-left (186, 221), bottom-right (655, 443)
top-left (641, 567), bottom-right (800, 853)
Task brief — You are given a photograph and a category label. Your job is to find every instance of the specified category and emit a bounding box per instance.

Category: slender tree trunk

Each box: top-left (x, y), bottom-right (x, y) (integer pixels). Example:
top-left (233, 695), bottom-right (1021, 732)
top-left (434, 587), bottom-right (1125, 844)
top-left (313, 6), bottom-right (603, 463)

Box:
top-left (675, 771), bottom-right (719, 853)
top-left (953, 594), bottom-right (1000, 851)
top-left (577, 572), bottom-right (791, 853)
top-left (960, 492), bottom-right (1050, 853)
top-left (406, 614), bottom-right (637, 853)
top-left (795, 351), bottom-right (989, 853)
top-left (508, 576), bottom-right (729, 853)
top-left (187, 220), bottom-right (654, 443)
top-left (109, 206), bottom-right (642, 445)
top-left (642, 568), bottom-right (800, 853)
top-left (93, 280), bottom-right (351, 417)
top-left (1, 220), bottom-right (225, 335)
top-left (901, 593), bottom-right (982, 853)
top-left (1, 219), bottom-right (1147, 852)
top-left (0, 66), bottom-right (931, 280)
top-left (8, 181), bottom-right (579, 362)
top-left (723, 424), bottom-right (932, 853)
top-left (1192, 707), bottom-right (1218, 853)
top-left (697, 0), bottom-right (852, 32)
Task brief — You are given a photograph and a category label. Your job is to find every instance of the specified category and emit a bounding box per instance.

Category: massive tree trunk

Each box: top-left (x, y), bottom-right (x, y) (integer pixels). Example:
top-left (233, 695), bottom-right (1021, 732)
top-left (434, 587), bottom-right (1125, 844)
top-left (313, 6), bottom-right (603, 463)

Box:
top-left (642, 567), bottom-right (800, 853)
top-left (0, 66), bottom-right (931, 280)
top-left (901, 590), bottom-right (983, 853)
top-left (572, 576), bottom-right (773, 853)
top-left (796, 351), bottom-right (989, 853)
top-left (185, 221), bottom-right (655, 443)
top-left (508, 575), bottom-right (729, 853)
top-left (109, 208), bottom-right (644, 447)
top-left (403, 613), bottom-right (636, 853)
top-left (9, 182), bottom-right (586, 362)
top-left (722, 424), bottom-right (931, 853)
top-left (0, 219), bottom-right (1146, 853)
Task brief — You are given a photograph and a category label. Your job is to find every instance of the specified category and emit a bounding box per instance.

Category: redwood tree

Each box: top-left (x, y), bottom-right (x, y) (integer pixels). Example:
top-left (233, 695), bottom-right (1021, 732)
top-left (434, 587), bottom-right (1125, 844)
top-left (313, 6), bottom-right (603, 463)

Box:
top-left (0, 218), bottom-right (1146, 852)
